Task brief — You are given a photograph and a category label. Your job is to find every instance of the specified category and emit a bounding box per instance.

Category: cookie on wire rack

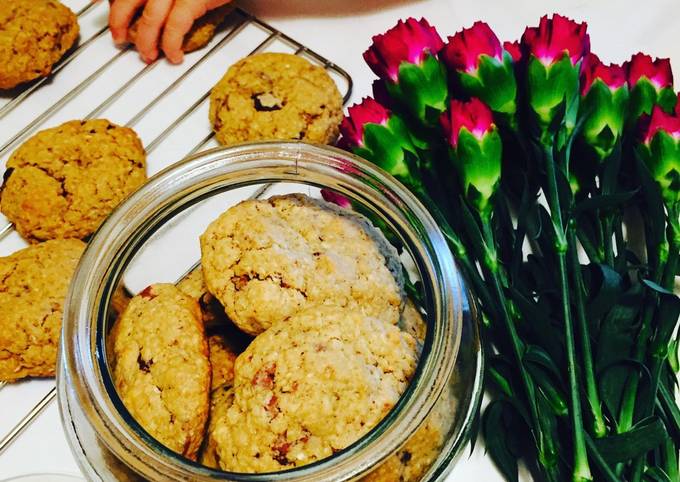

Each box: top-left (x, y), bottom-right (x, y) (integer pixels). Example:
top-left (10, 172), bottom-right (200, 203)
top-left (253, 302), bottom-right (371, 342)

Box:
top-left (0, 119), bottom-right (147, 243)
top-left (0, 0), bottom-right (79, 90)
top-left (209, 52), bottom-right (343, 146)
top-left (0, 238), bottom-right (86, 381)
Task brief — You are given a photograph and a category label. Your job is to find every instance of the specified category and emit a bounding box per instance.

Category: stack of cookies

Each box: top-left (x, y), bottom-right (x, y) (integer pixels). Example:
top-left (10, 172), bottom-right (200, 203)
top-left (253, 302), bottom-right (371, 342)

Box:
top-left (107, 193), bottom-right (450, 480)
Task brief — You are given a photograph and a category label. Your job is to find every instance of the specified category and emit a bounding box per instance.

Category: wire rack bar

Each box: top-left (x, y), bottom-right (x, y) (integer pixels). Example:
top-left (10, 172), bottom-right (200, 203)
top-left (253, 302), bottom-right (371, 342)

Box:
top-left (125, 15), bottom-right (250, 129)
top-left (0, 388), bottom-right (56, 455)
top-left (0, 47), bottom-right (132, 159)
top-left (85, 62), bottom-right (161, 121)
top-left (0, 6), bottom-right (353, 459)
top-left (144, 31), bottom-right (280, 153)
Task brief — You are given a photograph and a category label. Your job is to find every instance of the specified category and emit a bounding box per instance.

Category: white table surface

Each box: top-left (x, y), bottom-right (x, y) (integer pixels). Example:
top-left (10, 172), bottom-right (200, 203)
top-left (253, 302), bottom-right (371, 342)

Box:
top-left (1, 0), bottom-right (679, 480)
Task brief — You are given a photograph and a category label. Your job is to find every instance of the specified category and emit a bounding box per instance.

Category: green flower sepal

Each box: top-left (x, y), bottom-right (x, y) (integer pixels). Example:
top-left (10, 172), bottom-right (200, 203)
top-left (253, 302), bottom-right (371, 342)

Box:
top-left (386, 54), bottom-right (449, 129)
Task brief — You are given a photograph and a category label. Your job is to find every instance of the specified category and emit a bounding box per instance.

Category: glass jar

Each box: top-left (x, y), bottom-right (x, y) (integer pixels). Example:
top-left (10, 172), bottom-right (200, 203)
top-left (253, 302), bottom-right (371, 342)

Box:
top-left (58, 142), bottom-right (483, 482)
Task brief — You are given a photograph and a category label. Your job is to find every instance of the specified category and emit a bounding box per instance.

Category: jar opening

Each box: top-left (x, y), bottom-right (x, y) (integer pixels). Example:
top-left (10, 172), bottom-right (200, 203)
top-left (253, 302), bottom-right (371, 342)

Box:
top-left (63, 142), bottom-right (463, 481)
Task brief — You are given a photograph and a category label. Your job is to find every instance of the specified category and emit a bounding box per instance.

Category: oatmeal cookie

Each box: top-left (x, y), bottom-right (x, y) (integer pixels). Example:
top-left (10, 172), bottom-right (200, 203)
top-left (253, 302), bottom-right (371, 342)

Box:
top-left (0, 0), bottom-right (79, 90)
top-left (211, 306), bottom-right (419, 472)
top-left (361, 389), bottom-right (455, 482)
top-left (108, 283), bottom-right (210, 460)
top-left (209, 53), bottom-right (343, 145)
top-left (128, 4), bottom-right (233, 54)
top-left (208, 333), bottom-right (237, 390)
top-left (200, 384), bottom-right (234, 468)
top-left (0, 119), bottom-right (147, 242)
top-left (0, 239), bottom-right (85, 381)
top-left (200, 194), bottom-right (404, 335)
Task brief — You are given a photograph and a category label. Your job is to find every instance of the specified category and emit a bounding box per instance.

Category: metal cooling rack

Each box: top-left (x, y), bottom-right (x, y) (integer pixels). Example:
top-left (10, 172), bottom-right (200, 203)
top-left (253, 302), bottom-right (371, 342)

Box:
top-left (0, 0), bottom-right (352, 463)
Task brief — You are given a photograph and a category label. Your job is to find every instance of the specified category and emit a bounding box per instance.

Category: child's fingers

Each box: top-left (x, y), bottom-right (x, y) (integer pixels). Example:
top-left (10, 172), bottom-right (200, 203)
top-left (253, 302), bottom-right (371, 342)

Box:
top-left (161, 0), bottom-right (208, 64)
top-left (206, 0), bottom-right (233, 9)
top-left (109, 0), bottom-right (146, 44)
top-left (134, 0), bottom-right (174, 63)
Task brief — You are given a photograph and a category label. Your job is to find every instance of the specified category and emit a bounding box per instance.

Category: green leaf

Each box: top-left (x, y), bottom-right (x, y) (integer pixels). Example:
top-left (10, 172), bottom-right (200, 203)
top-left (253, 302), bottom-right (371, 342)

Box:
top-left (668, 339), bottom-right (679, 373)
top-left (459, 197), bottom-right (488, 263)
top-left (585, 263), bottom-right (625, 322)
top-left (644, 467), bottom-right (673, 482)
top-left (635, 154), bottom-right (666, 265)
top-left (526, 363), bottom-right (568, 417)
top-left (585, 434), bottom-right (624, 482)
top-left (524, 345), bottom-right (562, 381)
top-left (658, 382), bottom-right (680, 447)
top-left (642, 279), bottom-right (677, 297)
top-left (593, 417), bottom-right (668, 464)
top-left (488, 356), bottom-right (515, 397)
top-left (573, 190), bottom-right (639, 214)
top-left (596, 283), bottom-right (644, 417)
top-left (483, 401), bottom-right (519, 482)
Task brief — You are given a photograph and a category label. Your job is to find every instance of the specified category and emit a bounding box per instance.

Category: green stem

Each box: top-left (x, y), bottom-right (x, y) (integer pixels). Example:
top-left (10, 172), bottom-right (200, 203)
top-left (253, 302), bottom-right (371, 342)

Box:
top-left (662, 435), bottom-right (679, 482)
top-left (629, 212), bottom-right (680, 482)
top-left (584, 434), bottom-right (624, 482)
top-left (603, 215), bottom-right (615, 267)
top-left (614, 216), bottom-right (627, 273)
top-left (617, 267), bottom-right (664, 433)
top-left (577, 226), bottom-right (603, 264)
top-left (479, 211), bottom-right (555, 473)
top-left (544, 146), bottom-right (592, 482)
top-left (568, 224), bottom-right (607, 438)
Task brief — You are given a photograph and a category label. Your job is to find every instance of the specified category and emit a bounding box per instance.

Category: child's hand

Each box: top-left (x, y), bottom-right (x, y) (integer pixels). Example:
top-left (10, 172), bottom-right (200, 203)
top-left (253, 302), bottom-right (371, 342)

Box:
top-left (109, 0), bottom-right (232, 64)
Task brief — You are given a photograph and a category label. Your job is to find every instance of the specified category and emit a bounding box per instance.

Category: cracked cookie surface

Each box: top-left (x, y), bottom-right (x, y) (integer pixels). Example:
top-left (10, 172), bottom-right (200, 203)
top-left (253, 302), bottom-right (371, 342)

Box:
top-left (209, 52), bottom-right (343, 145)
top-left (0, 119), bottom-right (147, 242)
top-left (0, 0), bottom-right (79, 90)
top-left (128, 4), bottom-right (232, 54)
top-left (108, 283), bottom-right (210, 461)
top-left (212, 306), bottom-right (419, 472)
top-left (200, 194), bottom-right (404, 335)
top-left (0, 239), bottom-right (85, 381)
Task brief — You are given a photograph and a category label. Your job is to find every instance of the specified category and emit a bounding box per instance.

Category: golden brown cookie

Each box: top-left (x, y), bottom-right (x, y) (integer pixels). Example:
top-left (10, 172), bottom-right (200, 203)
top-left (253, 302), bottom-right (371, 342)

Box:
top-left (200, 194), bottom-right (404, 335)
top-left (212, 306), bottom-right (419, 472)
top-left (0, 0), bottom-right (79, 90)
top-left (0, 119), bottom-right (147, 242)
top-left (0, 239), bottom-right (85, 381)
top-left (208, 333), bottom-right (237, 390)
top-left (108, 283), bottom-right (210, 461)
top-left (361, 388), bottom-right (455, 482)
top-left (209, 53), bottom-right (343, 145)
top-left (128, 4), bottom-right (233, 54)
top-left (199, 384), bottom-right (234, 469)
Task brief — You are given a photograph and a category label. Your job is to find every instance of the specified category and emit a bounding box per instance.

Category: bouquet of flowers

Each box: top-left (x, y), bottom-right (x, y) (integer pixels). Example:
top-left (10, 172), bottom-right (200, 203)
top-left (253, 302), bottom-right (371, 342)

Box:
top-left (334, 15), bottom-right (680, 482)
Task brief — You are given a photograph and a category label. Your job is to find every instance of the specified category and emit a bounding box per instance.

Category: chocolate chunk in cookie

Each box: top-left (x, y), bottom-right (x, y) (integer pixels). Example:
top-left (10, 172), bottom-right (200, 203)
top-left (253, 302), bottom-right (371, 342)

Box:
top-left (209, 53), bottom-right (343, 146)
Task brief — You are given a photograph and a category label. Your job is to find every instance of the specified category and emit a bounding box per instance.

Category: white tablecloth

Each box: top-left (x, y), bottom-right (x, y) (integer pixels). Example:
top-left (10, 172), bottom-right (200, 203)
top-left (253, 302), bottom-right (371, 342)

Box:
top-left (1, 0), bottom-right (679, 480)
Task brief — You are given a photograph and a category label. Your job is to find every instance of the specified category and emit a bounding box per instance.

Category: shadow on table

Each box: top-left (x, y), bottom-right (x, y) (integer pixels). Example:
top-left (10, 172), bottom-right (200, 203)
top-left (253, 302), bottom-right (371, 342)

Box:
top-left (238, 0), bottom-right (426, 18)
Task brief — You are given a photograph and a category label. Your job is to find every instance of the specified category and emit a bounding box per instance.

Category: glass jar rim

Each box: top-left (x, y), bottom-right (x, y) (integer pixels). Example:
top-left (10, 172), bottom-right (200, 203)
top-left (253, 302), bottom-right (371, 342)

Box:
top-left (59, 141), bottom-right (465, 481)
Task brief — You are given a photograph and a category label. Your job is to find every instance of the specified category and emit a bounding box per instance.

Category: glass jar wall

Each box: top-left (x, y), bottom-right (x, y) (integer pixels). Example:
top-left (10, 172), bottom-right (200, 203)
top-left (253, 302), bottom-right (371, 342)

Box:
top-left (58, 142), bottom-right (483, 482)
